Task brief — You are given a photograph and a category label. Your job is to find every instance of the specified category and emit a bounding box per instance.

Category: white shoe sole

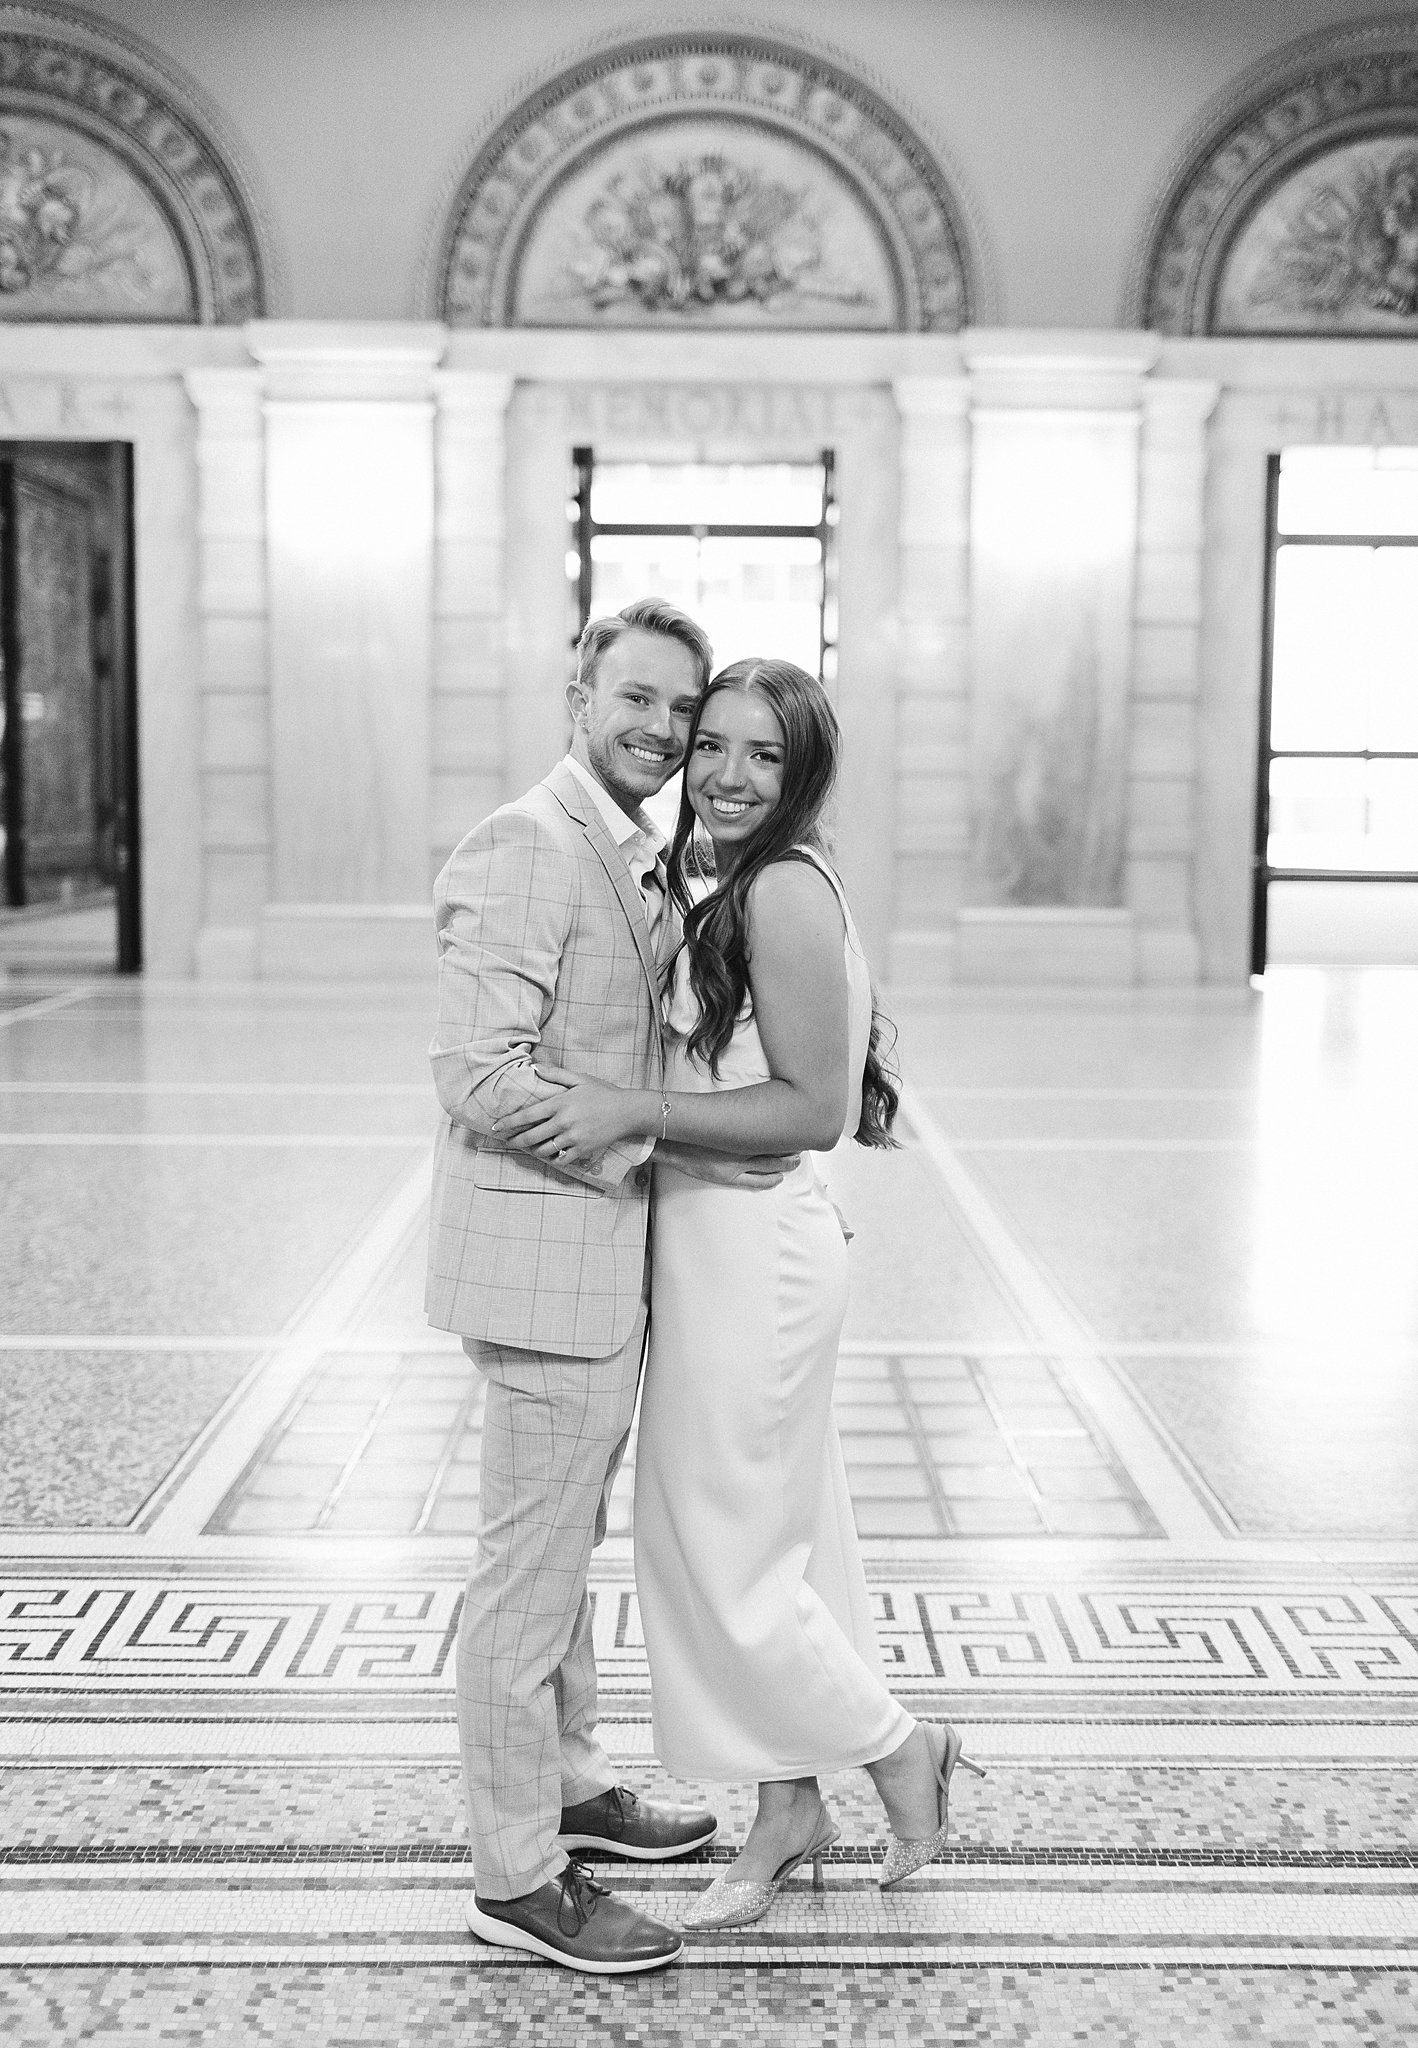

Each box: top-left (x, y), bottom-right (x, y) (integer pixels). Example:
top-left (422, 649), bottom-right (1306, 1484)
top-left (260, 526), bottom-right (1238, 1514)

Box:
top-left (465, 1900), bottom-right (682, 1975)
top-left (555, 1825), bottom-right (718, 1860)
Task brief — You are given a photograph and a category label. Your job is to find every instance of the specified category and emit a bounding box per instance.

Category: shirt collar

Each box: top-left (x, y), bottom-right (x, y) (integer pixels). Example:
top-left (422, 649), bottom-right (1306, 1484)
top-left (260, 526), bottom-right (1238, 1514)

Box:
top-left (563, 754), bottom-right (665, 859)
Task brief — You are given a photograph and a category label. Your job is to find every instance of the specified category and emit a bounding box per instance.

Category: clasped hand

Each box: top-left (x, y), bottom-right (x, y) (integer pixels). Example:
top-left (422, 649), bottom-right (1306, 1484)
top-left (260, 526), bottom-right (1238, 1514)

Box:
top-left (493, 1064), bottom-right (802, 1187)
top-left (493, 1064), bottom-right (644, 1169)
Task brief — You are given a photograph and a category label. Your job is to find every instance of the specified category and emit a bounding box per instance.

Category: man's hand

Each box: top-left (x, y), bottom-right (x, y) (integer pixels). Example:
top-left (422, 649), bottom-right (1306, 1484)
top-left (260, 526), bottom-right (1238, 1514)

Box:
top-left (655, 1140), bottom-right (800, 1188)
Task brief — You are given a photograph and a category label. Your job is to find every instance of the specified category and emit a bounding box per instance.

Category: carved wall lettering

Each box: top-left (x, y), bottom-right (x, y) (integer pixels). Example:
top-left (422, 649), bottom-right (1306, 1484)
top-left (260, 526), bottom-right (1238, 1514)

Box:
top-left (1133, 19), bottom-right (1418, 336)
top-left (1266, 388), bottom-right (1418, 445)
top-left (565, 381), bottom-right (839, 445)
top-left (0, 378), bottom-right (136, 432)
top-left (428, 32), bottom-right (980, 331)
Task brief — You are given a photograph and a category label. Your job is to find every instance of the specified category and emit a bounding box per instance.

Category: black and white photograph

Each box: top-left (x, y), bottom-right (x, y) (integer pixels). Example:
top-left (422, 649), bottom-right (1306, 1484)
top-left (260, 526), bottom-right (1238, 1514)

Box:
top-left (1, 2), bottom-right (1416, 2042)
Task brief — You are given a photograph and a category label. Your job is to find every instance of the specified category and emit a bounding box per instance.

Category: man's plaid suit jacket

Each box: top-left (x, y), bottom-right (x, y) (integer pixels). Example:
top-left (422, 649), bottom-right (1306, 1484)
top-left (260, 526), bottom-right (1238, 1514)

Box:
top-left (425, 759), bottom-right (669, 1359)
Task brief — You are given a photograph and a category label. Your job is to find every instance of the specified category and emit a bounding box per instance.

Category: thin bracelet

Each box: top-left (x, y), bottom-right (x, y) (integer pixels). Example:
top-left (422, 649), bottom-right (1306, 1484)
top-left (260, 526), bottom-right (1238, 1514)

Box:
top-left (659, 1095), bottom-right (672, 1143)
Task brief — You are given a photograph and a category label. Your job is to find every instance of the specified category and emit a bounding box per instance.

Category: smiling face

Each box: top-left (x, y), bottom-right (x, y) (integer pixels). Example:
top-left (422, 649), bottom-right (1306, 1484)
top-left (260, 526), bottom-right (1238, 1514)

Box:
top-left (685, 685), bottom-right (786, 862)
top-left (567, 627), bottom-right (704, 815)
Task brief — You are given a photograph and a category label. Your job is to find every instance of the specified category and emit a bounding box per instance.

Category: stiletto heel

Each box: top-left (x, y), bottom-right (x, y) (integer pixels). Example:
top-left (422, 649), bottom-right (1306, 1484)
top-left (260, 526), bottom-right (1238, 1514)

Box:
top-left (878, 1723), bottom-right (986, 1890)
top-left (685, 1804), bottom-right (840, 1930)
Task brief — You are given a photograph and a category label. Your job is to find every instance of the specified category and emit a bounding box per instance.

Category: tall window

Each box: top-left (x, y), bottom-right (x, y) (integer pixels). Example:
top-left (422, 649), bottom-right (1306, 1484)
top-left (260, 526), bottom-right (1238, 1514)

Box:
top-left (1254, 448), bottom-right (1418, 971)
top-left (569, 454), bottom-right (837, 683)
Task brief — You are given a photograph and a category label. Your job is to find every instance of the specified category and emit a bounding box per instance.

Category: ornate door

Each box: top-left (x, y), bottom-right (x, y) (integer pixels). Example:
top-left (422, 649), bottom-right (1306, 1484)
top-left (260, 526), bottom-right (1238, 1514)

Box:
top-left (0, 443), bottom-right (139, 968)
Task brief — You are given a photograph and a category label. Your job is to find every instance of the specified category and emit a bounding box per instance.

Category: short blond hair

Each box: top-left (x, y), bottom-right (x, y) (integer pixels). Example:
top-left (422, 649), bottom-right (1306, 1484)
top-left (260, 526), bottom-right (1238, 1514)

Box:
top-left (576, 598), bottom-right (713, 697)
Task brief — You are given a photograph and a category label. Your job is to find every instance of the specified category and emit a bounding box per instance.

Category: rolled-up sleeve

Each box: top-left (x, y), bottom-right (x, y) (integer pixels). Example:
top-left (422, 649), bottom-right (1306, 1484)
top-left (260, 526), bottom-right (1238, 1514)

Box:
top-left (430, 810), bottom-right (574, 1132)
top-left (428, 809), bottom-right (650, 1193)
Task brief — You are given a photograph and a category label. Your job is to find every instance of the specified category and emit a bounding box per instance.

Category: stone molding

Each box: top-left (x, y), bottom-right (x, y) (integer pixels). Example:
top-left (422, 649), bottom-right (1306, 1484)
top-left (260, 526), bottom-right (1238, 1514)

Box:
top-left (0, 3), bottom-right (272, 323)
top-left (1130, 14), bottom-right (1418, 335)
top-left (245, 322), bottom-right (446, 401)
top-left (962, 332), bottom-right (1161, 411)
top-left (423, 25), bottom-right (984, 331)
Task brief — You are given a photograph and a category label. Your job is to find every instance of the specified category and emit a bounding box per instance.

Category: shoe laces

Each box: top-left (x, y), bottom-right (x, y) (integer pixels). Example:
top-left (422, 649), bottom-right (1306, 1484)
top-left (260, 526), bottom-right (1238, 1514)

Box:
top-left (603, 1785), bottom-right (639, 1836)
top-left (557, 1857), bottom-right (610, 1937)
top-left (594, 1777), bottom-right (643, 1843)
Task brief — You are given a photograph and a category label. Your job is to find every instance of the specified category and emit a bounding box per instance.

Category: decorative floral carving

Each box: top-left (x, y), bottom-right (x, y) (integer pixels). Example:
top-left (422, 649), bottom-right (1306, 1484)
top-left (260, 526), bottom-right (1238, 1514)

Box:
top-left (1251, 150), bottom-right (1418, 320)
top-left (1133, 21), bottom-right (1418, 334)
top-left (0, 127), bottom-right (85, 292)
top-left (429, 31), bottom-right (978, 330)
top-left (572, 153), bottom-right (868, 316)
top-left (0, 123), bottom-right (181, 307)
top-left (0, 4), bottom-right (268, 321)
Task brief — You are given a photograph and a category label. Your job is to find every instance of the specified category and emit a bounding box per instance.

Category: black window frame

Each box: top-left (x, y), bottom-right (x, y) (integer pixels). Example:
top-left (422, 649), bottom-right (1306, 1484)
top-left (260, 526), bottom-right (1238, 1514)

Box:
top-left (569, 447), bottom-right (838, 684)
top-left (1251, 451), bottom-right (1418, 975)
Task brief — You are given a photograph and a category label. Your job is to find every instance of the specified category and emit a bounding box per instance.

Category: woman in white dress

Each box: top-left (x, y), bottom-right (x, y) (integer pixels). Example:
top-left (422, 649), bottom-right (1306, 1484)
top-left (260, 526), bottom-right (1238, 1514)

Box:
top-left (497, 659), bottom-right (983, 1928)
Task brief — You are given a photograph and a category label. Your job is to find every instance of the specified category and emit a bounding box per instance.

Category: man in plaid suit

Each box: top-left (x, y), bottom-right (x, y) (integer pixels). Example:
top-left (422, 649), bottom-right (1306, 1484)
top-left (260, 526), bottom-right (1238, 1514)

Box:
top-left (427, 599), bottom-right (790, 1974)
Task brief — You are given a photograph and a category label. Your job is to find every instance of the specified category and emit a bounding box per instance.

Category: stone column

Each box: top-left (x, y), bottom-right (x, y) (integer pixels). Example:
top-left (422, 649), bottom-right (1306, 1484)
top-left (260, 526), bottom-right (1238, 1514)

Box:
top-left (503, 383), bottom-right (575, 798)
top-left (248, 323), bottom-right (444, 978)
top-left (958, 338), bottom-right (1157, 982)
top-left (184, 368), bottom-right (268, 980)
top-left (1129, 379), bottom-right (1218, 983)
top-left (831, 386), bottom-right (900, 972)
top-left (890, 375), bottom-right (971, 986)
top-left (431, 372), bottom-right (513, 872)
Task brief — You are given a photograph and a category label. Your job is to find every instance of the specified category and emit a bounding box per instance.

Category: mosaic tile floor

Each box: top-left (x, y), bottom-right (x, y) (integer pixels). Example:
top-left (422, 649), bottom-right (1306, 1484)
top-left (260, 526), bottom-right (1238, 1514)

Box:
top-left (2, 968), bottom-right (1416, 2043)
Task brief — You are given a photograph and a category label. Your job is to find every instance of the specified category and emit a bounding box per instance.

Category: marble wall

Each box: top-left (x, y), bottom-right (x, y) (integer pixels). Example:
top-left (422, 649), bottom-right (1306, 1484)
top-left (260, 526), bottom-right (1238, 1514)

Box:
top-left (2, 320), bottom-right (1416, 982)
top-left (957, 341), bottom-right (1146, 980)
top-left (256, 330), bottom-right (437, 977)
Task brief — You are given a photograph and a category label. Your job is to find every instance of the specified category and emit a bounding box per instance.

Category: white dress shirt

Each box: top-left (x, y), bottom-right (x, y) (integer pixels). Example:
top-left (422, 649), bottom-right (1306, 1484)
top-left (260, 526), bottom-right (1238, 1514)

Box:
top-left (563, 753), bottom-right (668, 946)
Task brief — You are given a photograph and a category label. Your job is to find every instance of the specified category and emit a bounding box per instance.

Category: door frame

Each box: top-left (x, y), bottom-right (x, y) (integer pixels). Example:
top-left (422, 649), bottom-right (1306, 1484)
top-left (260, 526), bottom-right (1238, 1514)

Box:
top-left (0, 439), bottom-right (141, 970)
top-left (108, 443), bottom-right (141, 973)
top-left (1249, 453), bottom-right (1281, 977)
top-left (1253, 447), bottom-right (1418, 975)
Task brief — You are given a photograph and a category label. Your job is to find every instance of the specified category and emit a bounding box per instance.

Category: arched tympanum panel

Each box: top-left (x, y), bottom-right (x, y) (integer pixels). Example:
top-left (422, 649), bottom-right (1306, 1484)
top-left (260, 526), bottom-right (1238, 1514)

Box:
top-left (429, 32), bottom-right (981, 331)
top-left (1136, 18), bottom-right (1418, 336)
top-left (0, 4), bottom-right (268, 322)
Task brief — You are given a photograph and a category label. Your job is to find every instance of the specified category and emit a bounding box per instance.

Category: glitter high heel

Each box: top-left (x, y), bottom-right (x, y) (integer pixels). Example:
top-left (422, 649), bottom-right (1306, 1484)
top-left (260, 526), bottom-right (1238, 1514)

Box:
top-left (878, 1724), bottom-right (986, 1890)
top-left (683, 1805), bottom-right (840, 1931)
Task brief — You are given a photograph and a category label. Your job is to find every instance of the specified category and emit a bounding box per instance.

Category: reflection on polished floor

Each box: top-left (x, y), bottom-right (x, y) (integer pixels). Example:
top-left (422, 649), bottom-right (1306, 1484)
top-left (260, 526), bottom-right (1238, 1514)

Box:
top-left (1, 967), bottom-right (1416, 2043)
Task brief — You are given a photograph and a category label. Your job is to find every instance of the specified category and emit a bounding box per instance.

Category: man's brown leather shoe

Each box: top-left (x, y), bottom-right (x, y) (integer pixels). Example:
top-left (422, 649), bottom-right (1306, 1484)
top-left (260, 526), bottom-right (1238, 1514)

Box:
top-left (558, 1784), bottom-right (718, 1860)
top-left (466, 1860), bottom-right (681, 1975)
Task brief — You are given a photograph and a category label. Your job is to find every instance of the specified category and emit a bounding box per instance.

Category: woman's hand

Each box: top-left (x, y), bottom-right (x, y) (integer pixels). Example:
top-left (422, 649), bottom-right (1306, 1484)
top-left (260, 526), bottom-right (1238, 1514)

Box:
top-left (494, 1064), bottom-right (653, 1169)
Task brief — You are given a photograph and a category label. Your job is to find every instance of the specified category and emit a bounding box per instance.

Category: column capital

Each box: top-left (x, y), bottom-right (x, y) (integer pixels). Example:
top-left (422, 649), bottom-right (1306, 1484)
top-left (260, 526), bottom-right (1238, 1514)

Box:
top-left (893, 375), bottom-right (971, 423)
top-left (433, 369), bottom-right (515, 420)
top-left (244, 321), bottom-right (448, 401)
top-left (183, 366), bottom-right (265, 432)
top-left (963, 330), bottom-right (1160, 411)
top-left (1141, 378), bottom-right (1222, 428)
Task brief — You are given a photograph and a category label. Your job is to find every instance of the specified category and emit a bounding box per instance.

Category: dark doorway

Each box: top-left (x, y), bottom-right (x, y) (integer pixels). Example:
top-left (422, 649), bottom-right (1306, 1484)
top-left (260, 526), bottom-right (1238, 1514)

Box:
top-left (0, 442), bottom-right (139, 972)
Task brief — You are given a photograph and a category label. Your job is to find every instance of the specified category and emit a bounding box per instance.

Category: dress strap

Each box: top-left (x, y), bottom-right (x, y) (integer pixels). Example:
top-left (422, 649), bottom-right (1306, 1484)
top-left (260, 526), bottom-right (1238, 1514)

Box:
top-left (784, 844), bottom-right (856, 935)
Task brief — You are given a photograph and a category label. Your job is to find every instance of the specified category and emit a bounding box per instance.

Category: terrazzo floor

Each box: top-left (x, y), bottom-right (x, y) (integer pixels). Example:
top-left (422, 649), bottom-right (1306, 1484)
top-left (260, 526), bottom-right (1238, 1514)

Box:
top-left (1, 965), bottom-right (1416, 2044)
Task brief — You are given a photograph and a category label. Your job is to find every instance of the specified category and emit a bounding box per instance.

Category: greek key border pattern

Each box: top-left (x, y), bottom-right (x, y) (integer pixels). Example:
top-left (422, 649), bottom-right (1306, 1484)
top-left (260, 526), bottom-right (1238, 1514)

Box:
top-left (3, 1579), bottom-right (1415, 1694)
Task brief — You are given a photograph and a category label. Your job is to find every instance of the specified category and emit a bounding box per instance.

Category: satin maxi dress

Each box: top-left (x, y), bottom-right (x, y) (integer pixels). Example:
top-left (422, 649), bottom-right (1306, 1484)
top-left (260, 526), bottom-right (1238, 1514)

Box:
top-left (634, 850), bottom-right (913, 1783)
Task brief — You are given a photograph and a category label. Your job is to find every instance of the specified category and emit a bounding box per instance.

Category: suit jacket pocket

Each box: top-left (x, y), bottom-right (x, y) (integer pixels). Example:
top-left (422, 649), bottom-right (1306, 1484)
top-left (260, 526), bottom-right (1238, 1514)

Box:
top-left (470, 1145), bottom-right (587, 1197)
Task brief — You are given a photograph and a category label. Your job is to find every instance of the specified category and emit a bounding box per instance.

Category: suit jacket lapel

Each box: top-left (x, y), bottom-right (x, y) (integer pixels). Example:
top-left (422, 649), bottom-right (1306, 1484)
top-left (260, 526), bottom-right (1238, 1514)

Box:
top-left (546, 762), bottom-right (662, 1019)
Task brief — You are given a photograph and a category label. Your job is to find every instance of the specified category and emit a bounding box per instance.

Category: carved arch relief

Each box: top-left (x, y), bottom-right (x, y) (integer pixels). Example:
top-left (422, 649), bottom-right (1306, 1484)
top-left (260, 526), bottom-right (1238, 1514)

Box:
top-left (0, 4), bottom-right (268, 322)
top-left (1137, 18), bottom-right (1418, 336)
top-left (429, 32), bottom-right (981, 330)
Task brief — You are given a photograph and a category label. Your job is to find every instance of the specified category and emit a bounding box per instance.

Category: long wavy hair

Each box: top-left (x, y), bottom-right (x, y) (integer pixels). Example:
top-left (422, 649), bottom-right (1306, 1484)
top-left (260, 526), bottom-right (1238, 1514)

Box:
top-left (666, 658), bottom-right (900, 1149)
